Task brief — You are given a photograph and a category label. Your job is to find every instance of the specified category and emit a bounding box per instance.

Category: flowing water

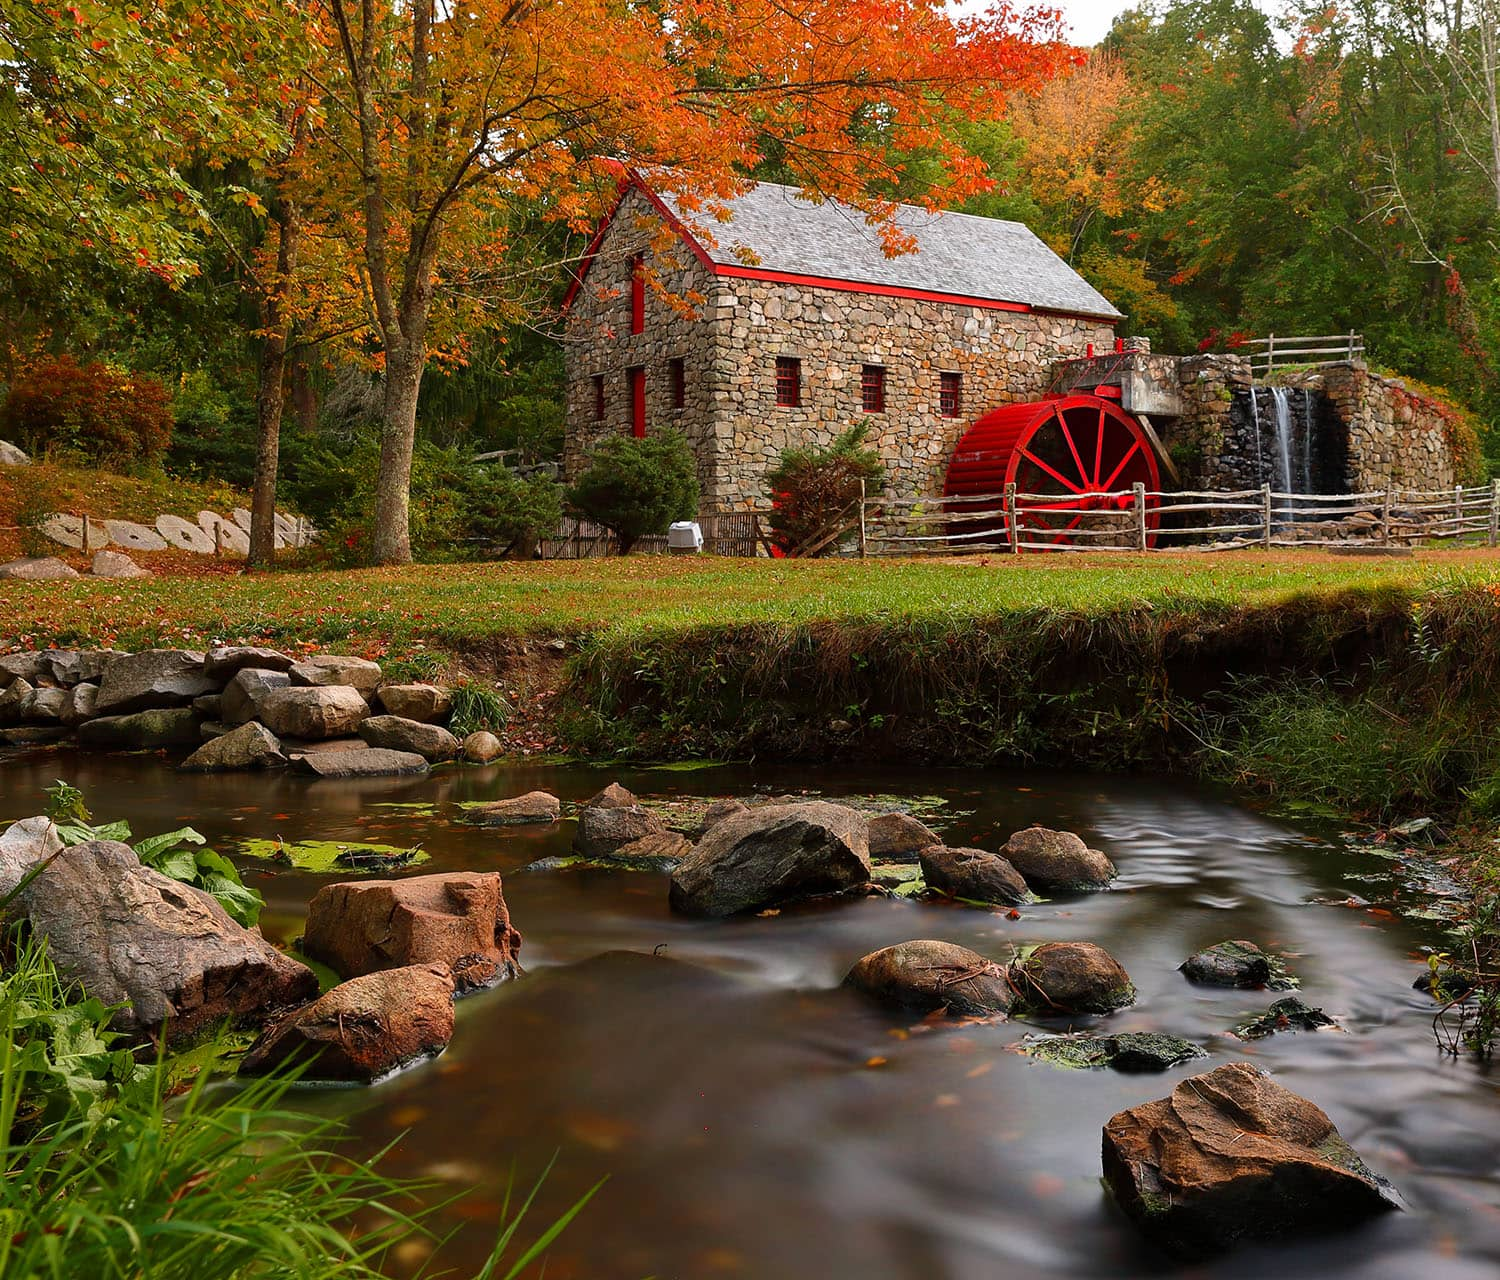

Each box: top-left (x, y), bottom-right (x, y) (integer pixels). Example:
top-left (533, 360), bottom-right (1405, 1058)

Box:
top-left (4, 748), bottom-right (1500, 1280)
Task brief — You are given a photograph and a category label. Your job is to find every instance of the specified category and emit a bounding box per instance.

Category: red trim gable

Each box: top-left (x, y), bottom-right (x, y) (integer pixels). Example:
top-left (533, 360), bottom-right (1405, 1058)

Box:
top-left (561, 173), bottom-right (1116, 323)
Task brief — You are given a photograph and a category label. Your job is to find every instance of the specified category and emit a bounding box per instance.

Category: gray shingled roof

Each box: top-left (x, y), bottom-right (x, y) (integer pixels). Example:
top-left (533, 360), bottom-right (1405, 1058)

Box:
top-left (659, 180), bottom-right (1122, 320)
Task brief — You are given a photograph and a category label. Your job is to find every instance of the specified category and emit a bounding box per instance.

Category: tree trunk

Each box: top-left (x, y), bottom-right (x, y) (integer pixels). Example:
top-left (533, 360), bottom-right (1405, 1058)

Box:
top-left (291, 352), bottom-right (318, 432)
top-left (371, 342), bottom-right (424, 565)
top-left (249, 202), bottom-right (302, 571)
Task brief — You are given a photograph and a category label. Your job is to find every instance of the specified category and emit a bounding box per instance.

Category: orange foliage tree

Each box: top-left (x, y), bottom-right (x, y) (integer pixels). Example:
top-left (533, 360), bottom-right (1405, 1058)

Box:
top-left (294, 0), bottom-right (1069, 563)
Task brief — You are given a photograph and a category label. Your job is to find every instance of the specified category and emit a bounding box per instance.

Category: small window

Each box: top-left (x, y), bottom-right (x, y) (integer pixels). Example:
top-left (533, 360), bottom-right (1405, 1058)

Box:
top-left (630, 253), bottom-right (645, 335)
top-left (861, 364), bottom-right (886, 414)
top-left (669, 358), bottom-right (686, 410)
top-left (775, 356), bottom-right (801, 408)
top-left (939, 371), bottom-right (963, 418)
top-left (592, 374), bottom-right (606, 421)
top-left (627, 366), bottom-right (646, 438)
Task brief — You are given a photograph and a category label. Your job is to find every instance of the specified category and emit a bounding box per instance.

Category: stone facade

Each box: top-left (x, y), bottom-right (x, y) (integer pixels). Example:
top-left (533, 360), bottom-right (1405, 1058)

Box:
top-left (565, 189), bottom-right (1116, 507)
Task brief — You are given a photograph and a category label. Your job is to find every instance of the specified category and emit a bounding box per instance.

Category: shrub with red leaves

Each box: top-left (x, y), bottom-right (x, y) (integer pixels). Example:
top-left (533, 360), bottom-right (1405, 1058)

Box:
top-left (1, 355), bottom-right (172, 467)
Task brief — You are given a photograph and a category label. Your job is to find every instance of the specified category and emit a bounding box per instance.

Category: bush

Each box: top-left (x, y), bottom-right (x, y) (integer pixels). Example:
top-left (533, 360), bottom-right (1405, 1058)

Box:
top-left (165, 372), bottom-right (260, 486)
top-left (765, 422), bottom-right (883, 555)
top-left (468, 466), bottom-right (564, 557)
top-left (566, 429), bottom-right (698, 555)
top-left (0, 356), bottom-right (172, 468)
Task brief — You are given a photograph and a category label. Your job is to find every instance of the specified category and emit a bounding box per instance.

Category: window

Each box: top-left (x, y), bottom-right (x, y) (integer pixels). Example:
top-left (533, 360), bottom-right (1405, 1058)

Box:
top-left (630, 253), bottom-right (645, 335)
top-left (939, 371), bottom-right (963, 418)
top-left (861, 364), bottom-right (886, 414)
top-left (592, 374), bottom-right (605, 421)
top-left (627, 366), bottom-right (646, 438)
top-left (669, 357), bottom-right (686, 410)
top-left (775, 356), bottom-right (801, 407)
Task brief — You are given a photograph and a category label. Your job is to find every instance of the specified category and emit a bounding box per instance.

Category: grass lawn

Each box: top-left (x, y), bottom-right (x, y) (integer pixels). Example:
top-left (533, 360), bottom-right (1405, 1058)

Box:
top-left (2, 548), bottom-right (1498, 653)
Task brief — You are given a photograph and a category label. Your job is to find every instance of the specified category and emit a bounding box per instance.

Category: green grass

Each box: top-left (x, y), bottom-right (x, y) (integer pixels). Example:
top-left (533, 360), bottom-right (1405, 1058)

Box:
top-left (1, 551), bottom-right (1498, 651)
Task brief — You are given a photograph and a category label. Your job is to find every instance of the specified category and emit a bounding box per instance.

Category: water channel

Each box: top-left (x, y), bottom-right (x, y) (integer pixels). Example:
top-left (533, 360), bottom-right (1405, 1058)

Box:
top-left (3, 748), bottom-right (1498, 1280)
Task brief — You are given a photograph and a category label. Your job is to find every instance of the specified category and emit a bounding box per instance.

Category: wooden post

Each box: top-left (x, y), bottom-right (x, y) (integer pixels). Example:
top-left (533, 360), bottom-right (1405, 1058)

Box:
top-left (857, 478), bottom-right (867, 559)
top-left (77, 512), bottom-right (89, 555)
top-left (1133, 482), bottom-right (1147, 551)
top-left (1454, 484), bottom-right (1464, 539)
top-left (213, 519), bottom-right (223, 557)
top-left (1490, 479), bottom-right (1499, 548)
top-left (1380, 489), bottom-right (1392, 545)
top-left (1261, 484), bottom-right (1273, 549)
top-left (1004, 483), bottom-right (1019, 554)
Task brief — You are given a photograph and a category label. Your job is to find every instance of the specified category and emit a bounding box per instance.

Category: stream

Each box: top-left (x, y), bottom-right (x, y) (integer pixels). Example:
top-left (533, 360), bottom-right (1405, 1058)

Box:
top-left (3, 748), bottom-right (1499, 1280)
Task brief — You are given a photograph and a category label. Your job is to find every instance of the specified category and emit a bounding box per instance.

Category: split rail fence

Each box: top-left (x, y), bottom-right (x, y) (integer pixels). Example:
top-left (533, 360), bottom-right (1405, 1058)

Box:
top-left (540, 510), bottom-right (768, 559)
top-left (858, 480), bottom-right (1500, 556)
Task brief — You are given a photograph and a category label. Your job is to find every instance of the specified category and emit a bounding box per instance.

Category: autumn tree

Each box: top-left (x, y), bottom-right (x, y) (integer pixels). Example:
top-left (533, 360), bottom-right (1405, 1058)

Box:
top-left (301, 0), bottom-right (1067, 564)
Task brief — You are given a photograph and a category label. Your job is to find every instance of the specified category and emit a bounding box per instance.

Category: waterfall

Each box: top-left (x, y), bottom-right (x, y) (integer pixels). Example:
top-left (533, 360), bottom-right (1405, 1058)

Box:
top-left (1269, 386), bottom-right (1295, 520)
top-left (1248, 389), bottom-right (1265, 489)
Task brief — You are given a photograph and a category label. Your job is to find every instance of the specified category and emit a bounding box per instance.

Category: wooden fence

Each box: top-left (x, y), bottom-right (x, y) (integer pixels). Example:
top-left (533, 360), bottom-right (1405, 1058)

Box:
top-left (1246, 332), bottom-right (1364, 375)
top-left (539, 510), bottom-right (768, 559)
top-left (859, 480), bottom-right (1500, 556)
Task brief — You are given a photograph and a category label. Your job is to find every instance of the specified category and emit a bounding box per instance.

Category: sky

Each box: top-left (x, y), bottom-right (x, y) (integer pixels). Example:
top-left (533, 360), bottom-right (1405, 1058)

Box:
top-left (955, 0), bottom-right (1287, 48)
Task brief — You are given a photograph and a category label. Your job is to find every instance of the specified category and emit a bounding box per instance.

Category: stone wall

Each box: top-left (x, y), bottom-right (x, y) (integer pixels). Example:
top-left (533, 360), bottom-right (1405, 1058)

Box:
top-left (564, 189), bottom-right (1117, 507)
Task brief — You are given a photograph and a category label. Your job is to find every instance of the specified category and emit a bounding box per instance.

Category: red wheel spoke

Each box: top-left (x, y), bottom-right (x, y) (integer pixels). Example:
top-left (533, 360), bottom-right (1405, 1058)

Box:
top-left (1093, 408), bottom-right (1106, 486)
top-left (1048, 514), bottom-right (1085, 545)
top-left (1018, 449), bottom-right (1084, 494)
top-left (1019, 498), bottom-right (1091, 512)
top-left (1100, 440), bottom-right (1142, 492)
top-left (1058, 410), bottom-right (1091, 490)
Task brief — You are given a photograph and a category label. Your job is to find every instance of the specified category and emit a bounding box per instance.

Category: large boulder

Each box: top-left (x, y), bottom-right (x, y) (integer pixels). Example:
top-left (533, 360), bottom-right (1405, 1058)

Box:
top-left (21, 686), bottom-right (67, 723)
top-left (61, 682), bottom-right (98, 727)
top-left (11, 840), bottom-right (316, 1041)
top-left (0, 556), bottom-right (79, 580)
top-left (0, 815), bottom-right (63, 896)
top-left (867, 812), bottom-right (941, 862)
top-left (694, 798), bottom-right (749, 838)
top-left (574, 802), bottom-right (668, 858)
top-left (0, 440), bottom-right (29, 465)
top-left (1102, 1062), bottom-right (1400, 1258)
top-left (376, 683), bottom-right (452, 722)
top-left (256, 685), bottom-right (369, 739)
top-left (78, 707), bottom-right (201, 749)
top-left (91, 549), bottom-right (150, 579)
top-left (292, 748), bottom-right (428, 779)
top-left (41, 650), bottom-right (81, 684)
top-left (1010, 941), bottom-right (1134, 1015)
top-left (357, 714), bottom-right (459, 761)
top-left (467, 791), bottom-right (561, 826)
top-left (203, 646), bottom-right (294, 679)
top-left (919, 845), bottom-right (1030, 906)
top-left (289, 655), bottom-right (382, 695)
top-left (0, 653), bottom-right (51, 684)
top-left (669, 800), bottom-right (870, 918)
top-left (0, 678), bottom-right (33, 724)
top-left (610, 831), bottom-right (693, 871)
top-left (239, 963), bottom-right (455, 1083)
top-left (95, 649), bottom-right (213, 715)
top-left (1001, 826), bottom-right (1115, 891)
top-left (844, 939), bottom-right (1012, 1016)
top-left (1181, 940), bottom-right (1275, 988)
top-left (301, 871), bottom-right (522, 984)
top-left (179, 721), bottom-right (287, 772)
top-left (586, 782), bottom-right (637, 809)
top-left (221, 667), bottom-right (292, 724)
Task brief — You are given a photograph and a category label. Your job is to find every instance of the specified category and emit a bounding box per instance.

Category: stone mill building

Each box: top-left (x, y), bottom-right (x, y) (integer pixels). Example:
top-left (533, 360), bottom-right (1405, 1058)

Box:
top-left (562, 176), bottom-right (1123, 506)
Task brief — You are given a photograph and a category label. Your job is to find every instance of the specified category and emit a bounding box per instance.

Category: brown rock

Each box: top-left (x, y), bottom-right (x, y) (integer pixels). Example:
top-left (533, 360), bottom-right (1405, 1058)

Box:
top-left (94, 649), bottom-right (213, 715)
top-left (467, 791), bottom-right (561, 826)
top-left (292, 747), bottom-right (428, 778)
top-left (203, 646), bottom-right (294, 679)
top-left (0, 556), bottom-right (79, 580)
top-left (919, 845), bottom-right (1030, 905)
top-left (289, 654), bottom-right (382, 695)
top-left (301, 871), bottom-right (522, 982)
top-left (586, 781), bottom-right (637, 809)
top-left (13, 840), bottom-right (316, 1041)
top-left (462, 730), bottom-right (502, 763)
top-left (867, 812), bottom-right (941, 862)
top-left (240, 963), bottom-right (455, 1083)
top-left (611, 830), bottom-right (693, 866)
top-left (1001, 826), bottom-right (1115, 891)
top-left (844, 939), bottom-right (1012, 1016)
top-left (1010, 941), bottom-right (1134, 1014)
top-left (695, 798), bottom-right (749, 837)
top-left (221, 667), bottom-right (292, 724)
top-left (574, 802), bottom-right (668, 857)
top-left (90, 549), bottom-right (150, 579)
top-left (357, 713), bottom-right (460, 761)
top-left (376, 683), bottom-right (452, 722)
top-left (256, 685), bottom-right (369, 739)
top-left (179, 721), bottom-right (286, 772)
top-left (1102, 1062), bottom-right (1400, 1258)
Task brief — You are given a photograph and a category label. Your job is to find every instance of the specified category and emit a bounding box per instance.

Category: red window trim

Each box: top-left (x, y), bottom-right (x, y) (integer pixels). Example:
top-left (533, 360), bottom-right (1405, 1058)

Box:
top-left (861, 364), bottom-right (886, 414)
top-left (628, 366), bottom-right (646, 437)
top-left (939, 371), bottom-right (962, 419)
top-left (775, 356), bottom-right (801, 408)
top-left (630, 253), bottom-right (645, 334)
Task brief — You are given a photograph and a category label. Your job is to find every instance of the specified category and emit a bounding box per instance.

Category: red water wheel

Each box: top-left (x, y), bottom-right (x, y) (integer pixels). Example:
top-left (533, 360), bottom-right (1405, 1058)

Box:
top-left (942, 394), bottom-right (1162, 550)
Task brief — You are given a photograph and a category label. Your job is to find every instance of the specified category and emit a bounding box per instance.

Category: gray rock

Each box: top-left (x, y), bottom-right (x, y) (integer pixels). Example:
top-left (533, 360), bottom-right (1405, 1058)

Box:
top-left (845, 939), bottom-right (1012, 1016)
top-left (0, 440), bottom-right (29, 465)
top-left (0, 677), bottom-right (33, 724)
top-left (60, 682), bottom-right (98, 727)
top-left (574, 803), bottom-right (668, 858)
top-left (37, 513), bottom-right (107, 550)
top-left (95, 649), bottom-right (213, 714)
top-left (155, 514), bottom-right (216, 553)
top-left (0, 556), bottom-right (79, 580)
top-left (203, 646), bottom-right (295, 679)
top-left (192, 692), bottom-right (222, 717)
top-left (90, 549), bottom-right (151, 579)
top-left (1010, 941), bottom-right (1135, 1015)
top-left (179, 721), bottom-right (287, 772)
top-left (221, 667), bottom-right (292, 724)
top-left (40, 650), bottom-right (80, 685)
top-left (610, 831), bottom-right (693, 870)
top-left (12, 839), bottom-right (317, 1041)
top-left (22, 686), bottom-right (67, 723)
top-left (919, 845), bottom-right (1030, 905)
top-left (104, 519), bottom-right (167, 552)
top-left (289, 655), bottom-right (382, 695)
top-left (76, 650), bottom-right (124, 683)
top-left (256, 685), bottom-right (368, 739)
top-left (78, 707), bottom-right (202, 749)
top-left (0, 652), bottom-right (51, 684)
top-left (466, 791), bottom-right (561, 826)
top-left (1001, 826), bottom-right (1116, 891)
top-left (284, 736), bottom-right (368, 757)
top-left (461, 730), bottom-right (502, 762)
top-left (357, 714), bottom-right (459, 762)
top-left (867, 811), bottom-right (941, 862)
top-left (292, 748), bottom-right (428, 779)
top-left (199, 721), bottom-right (230, 740)
top-left (669, 800), bottom-right (871, 918)
top-left (1021, 1031), bottom-right (1206, 1072)
top-left (376, 683), bottom-right (452, 722)
top-left (1235, 996), bottom-right (1339, 1040)
top-left (0, 725), bottom-right (68, 745)
top-left (695, 798), bottom-right (749, 837)
top-left (239, 964), bottom-right (456, 1083)
top-left (0, 815), bottom-right (63, 896)
top-left (586, 781), bottom-right (638, 808)
top-left (1181, 940), bottom-right (1274, 988)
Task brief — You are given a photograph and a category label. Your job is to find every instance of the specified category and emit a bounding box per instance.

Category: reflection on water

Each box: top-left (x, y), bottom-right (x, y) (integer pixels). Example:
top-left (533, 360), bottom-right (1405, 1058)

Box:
top-left (3, 749), bottom-right (1499, 1279)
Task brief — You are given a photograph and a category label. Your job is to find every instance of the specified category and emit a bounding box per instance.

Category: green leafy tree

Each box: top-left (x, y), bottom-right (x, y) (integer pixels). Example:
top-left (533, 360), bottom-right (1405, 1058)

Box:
top-left (469, 468), bottom-right (564, 558)
top-left (566, 429), bottom-right (698, 555)
top-left (765, 423), bottom-right (884, 555)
